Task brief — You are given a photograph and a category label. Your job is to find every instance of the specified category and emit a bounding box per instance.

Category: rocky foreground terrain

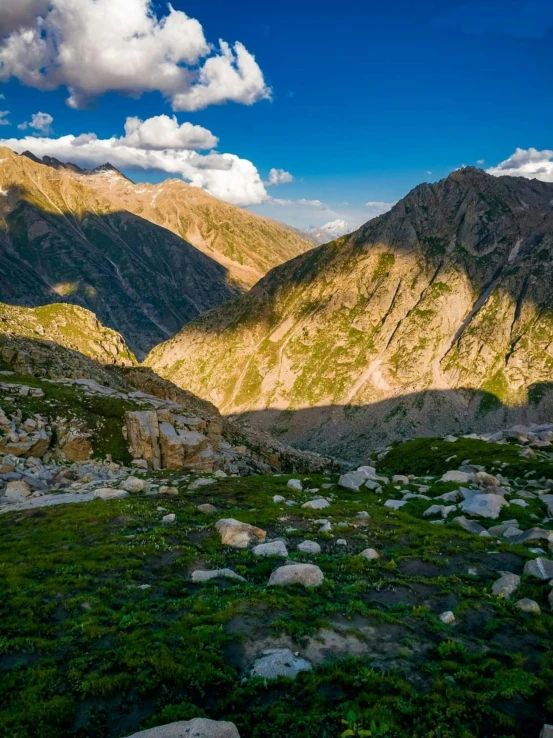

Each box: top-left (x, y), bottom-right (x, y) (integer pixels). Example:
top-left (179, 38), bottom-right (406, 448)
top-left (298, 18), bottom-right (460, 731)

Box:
top-left (3, 365), bottom-right (553, 736)
top-left (147, 168), bottom-right (553, 459)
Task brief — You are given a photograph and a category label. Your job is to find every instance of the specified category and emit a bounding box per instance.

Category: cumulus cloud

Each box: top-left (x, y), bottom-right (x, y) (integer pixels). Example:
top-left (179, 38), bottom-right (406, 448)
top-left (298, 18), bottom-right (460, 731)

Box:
top-left (486, 147), bottom-right (553, 182)
top-left (271, 198), bottom-right (327, 208)
top-left (18, 111), bottom-right (53, 133)
top-left (265, 168), bottom-right (294, 186)
top-left (0, 116), bottom-right (270, 206)
top-left (0, 0), bottom-right (271, 111)
top-left (122, 115), bottom-right (217, 151)
top-left (0, 111), bottom-right (10, 126)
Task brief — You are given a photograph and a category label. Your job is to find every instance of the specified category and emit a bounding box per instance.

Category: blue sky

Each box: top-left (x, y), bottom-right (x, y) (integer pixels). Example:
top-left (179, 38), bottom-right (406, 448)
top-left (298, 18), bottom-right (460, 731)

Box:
top-left (0, 0), bottom-right (552, 228)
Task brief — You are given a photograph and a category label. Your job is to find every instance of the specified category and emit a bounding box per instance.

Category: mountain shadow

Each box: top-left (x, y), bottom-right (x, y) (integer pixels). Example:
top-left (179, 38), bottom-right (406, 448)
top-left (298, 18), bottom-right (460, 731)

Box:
top-left (0, 185), bottom-right (241, 359)
top-left (230, 383), bottom-right (553, 463)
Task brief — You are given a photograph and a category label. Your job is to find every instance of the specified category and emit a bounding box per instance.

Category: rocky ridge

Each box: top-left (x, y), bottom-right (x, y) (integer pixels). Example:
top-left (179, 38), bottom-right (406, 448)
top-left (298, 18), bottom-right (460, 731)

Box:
top-left (146, 168), bottom-right (553, 459)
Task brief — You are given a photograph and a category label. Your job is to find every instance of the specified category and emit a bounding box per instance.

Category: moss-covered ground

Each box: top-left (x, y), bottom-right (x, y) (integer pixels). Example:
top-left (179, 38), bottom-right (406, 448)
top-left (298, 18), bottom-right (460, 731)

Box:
top-left (1, 451), bottom-right (553, 737)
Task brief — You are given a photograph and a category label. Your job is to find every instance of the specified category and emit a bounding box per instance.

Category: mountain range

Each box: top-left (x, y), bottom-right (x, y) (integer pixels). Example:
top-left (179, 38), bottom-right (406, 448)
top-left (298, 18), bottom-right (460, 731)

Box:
top-left (305, 218), bottom-right (353, 244)
top-left (146, 167), bottom-right (553, 459)
top-left (0, 147), bottom-right (312, 357)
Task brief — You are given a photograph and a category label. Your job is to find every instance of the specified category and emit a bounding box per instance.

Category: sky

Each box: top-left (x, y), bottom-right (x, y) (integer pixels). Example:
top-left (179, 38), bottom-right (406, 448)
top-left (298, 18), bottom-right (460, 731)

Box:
top-left (0, 0), bottom-right (552, 230)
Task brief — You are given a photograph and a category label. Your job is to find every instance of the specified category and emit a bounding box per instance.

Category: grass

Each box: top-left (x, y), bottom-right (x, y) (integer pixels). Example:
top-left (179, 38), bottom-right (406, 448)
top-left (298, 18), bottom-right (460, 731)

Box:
top-left (1, 465), bottom-right (553, 737)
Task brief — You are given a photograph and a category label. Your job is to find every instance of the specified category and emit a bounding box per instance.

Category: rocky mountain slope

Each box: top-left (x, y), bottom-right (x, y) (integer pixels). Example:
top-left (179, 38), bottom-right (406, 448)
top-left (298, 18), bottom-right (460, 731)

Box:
top-left (19, 149), bottom-right (313, 289)
top-left (0, 148), bottom-right (312, 357)
top-left (146, 168), bottom-right (553, 459)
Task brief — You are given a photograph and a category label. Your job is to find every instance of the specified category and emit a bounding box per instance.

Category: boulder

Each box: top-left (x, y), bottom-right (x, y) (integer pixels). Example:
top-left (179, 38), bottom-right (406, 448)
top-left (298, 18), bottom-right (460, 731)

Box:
top-left (215, 519), bottom-right (266, 548)
top-left (191, 569), bottom-right (245, 583)
top-left (162, 514), bottom-right (176, 524)
top-left (189, 478), bottom-right (217, 490)
top-left (491, 572), bottom-right (520, 599)
top-left (297, 540), bottom-right (321, 554)
top-left (4, 479), bottom-right (32, 500)
top-left (252, 541), bottom-right (288, 557)
top-left (301, 498), bottom-right (330, 510)
top-left (120, 476), bottom-right (147, 493)
top-left (359, 548), bottom-right (379, 561)
top-left (392, 475), bottom-right (409, 485)
top-left (510, 528), bottom-right (553, 545)
top-left (250, 648), bottom-right (312, 680)
top-left (159, 486), bottom-right (178, 496)
top-left (338, 470), bottom-right (369, 491)
top-left (423, 504), bottom-right (457, 518)
top-left (524, 557), bottom-right (553, 580)
top-left (441, 470), bottom-right (471, 483)
top-left (460, 493), bottom-right (509, 519)
top-left (159, 422), bottom-right (185, 469)
top-left (197, 503), bottom-right (217, 514)
top-left (56, 428), bottom-right (91, 462)
top-left (125, 411), bottom-right (160, 469)
top-left (515, 598), bottom-right (540, 614)
top-left (124, 718), bottom-right (241, 738)
top-left (268, 563), bottom-right (324, 588)
top-left (384, 499), bottom-right (407, 510)
top-left (439, 611), bottom-right (455, 624)
top-left (452, 516), bottom-right (486, 535)
top-left (540, 494), bottom-right (553, 517)
top-left (287, 479), bottom-right (303, 491)
top-left (94, 488), bottom-right (129, 500)
top-left (273, 495), bottom-right (285, 503)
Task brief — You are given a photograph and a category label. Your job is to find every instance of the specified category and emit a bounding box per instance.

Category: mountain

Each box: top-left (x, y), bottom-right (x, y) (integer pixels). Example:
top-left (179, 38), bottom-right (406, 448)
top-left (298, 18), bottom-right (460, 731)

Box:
top-left (146, 167), bottom-right (553, 460)
top-left (19, 149), bottom-right (313, 289)
top-left (305, 218), bottom-right (353, 244)
top-left (0, 147), bottom-right (311, 357)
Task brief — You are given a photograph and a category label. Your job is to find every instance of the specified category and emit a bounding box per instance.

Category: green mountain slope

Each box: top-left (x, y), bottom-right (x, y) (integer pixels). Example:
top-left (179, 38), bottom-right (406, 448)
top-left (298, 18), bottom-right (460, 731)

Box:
top-left (146, 168), bottom-right (553, 458)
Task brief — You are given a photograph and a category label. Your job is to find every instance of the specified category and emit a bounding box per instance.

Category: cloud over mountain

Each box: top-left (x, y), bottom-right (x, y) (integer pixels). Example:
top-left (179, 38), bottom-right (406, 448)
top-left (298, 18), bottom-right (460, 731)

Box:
top-left (487, 147), bottom-right (553, 182)
top-left (0, 0), bottom-right (271, 111)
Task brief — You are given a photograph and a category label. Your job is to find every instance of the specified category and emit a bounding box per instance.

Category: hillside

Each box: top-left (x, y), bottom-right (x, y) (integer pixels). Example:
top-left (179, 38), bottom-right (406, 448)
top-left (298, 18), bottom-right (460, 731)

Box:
top-left (0, 148), bottom-right (312, 357)
top-left (146, 167), bottom-right (553, 459)
top-left (19, 149), bottom-right (314, 289)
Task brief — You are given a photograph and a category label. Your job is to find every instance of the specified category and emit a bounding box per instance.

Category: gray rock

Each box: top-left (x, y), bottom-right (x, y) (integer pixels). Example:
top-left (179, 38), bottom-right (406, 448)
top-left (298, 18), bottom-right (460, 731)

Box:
top-left (191, 569), bottom-right (245, 583)
top-left (441, 470), bottom-right (472, 483)
top-left (301, 498), bottom-right (330, 510)
top-left (287, 479), bottom-right (303, 491)
top-left (491, 572), bottom-right (520, 599)
top-left (252, 541), bottom-right (288, 558)
top-left (540, 726), bottom-right (553, 738)
top-left (120, 476), bottom-right (147, 493)
top-left (524, 557), bottom-right (553, 580)
top-left (197, 503), bottom-right (217, 514)
top-left (297, 540), bottom-right (321, 554)
top-left (424, 504), bottom-right (457, 518)
top-left (272, 495), bottom-right (285, 503)
top-left (268, 563), bottom-right (324, 588)
top-left (460, 493), bottom-right (509, 519)
top-left (94, 488), bottom-right (129, 500)
top-left (515, 598), bottom-right (541, 614)
top-left (4, 479), bottom-right (32, 500)
top-left (359, 548), bottom-right (379, 561)
top-left (356, 511), bottom-right (370, 519)
top-left (338, 470), bottom-right (369, 491)
top-left (452, 516), bottom-right (485, 535)
top-left (124, 718), bottom-right (241, 737)
top-left (162, 513), bottom-right (176, 524)
top-left (189, 478), bottom-right (217, 490)
top-left (250, 648), bottom-right (312, 680)
top-left (440, 611), bottom-right (455, 624)
top-left (384, 499), bottom-right (407, 510)
top-left (511, 528), bottom-right (553, 545)
top-left (392, 474), bottom-right (409, 485)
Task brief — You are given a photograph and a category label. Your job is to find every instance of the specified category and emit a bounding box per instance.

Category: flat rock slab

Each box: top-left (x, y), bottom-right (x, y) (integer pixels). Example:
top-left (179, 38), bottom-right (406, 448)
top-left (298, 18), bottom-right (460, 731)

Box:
top-left (252, 541), bottom-right (288, 557)
top-left (124, 718), bottom-right (241, 737)
top-left (191, 569), bottom-right (245, 583)
top-left (268, 563), bottom-right (324, 588)
top-left (460, 493), bottom-right (509, 519)
top-left (0, 490), bottom-right (96, 514)
top-left (250, 648), bottom-right (312, 680)
top-left (301, 498), bottom-right (329, 510)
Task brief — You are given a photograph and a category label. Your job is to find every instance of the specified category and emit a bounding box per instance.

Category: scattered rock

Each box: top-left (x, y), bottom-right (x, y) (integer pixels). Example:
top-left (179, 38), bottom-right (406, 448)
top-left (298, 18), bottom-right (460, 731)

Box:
top-left (515, 598), bottom-right (540, 614)
top-left (268, 563), bottom-right (324, 588)
top-left (191, 569), bottom-right (245, 583)
top-left (4, 479), bottom-right (32, 501)
top-left (197, 503), bottom-right (217, 514)
top-left (384, 500), bottom-right (407, 510)
top-left (250, 649), bottom-right (312, 680)
top-left (423, 504), bottom-right (457, 518)
top-left (215, 519), bottom-right (266, 548)
top-left (161, 513), bottom-right (176, 524)
top-left (392, 474), bottom-right (409, 485)
top-left (301, 498), bottom-right (330, 510)
top-left (440, 611), bottom-right (455, 624)
top-left (452, 516), bottom-right (485, 535)
top-left (523, 557), bottom-right (553, 580)
top-left (94, 488), bottom-right (129, 500)
top-left (189, 478), bottom-right (217, 490)
top-left (124, 718), bottom-right (241, 738)
top-left (272, 495), bottom-right (285, 503)
top-left (287, 479), bottom-right (303, 491)
top-left (460, 493), bottom-right (509, 519)
top-left (297, 540), bottom-right (321, 554)
top-left (491, 572), bottom-right (520, 599)
top-left (252, 541), bottom-right (288, 557)
top-left (159, 485), bottom-right (178, 496)
top-left (120, 476), bottom-right (147, 493)
top-left (440, 470), bottom-right (471, 483)
top-left (359, 548), bottom-right (379, 561)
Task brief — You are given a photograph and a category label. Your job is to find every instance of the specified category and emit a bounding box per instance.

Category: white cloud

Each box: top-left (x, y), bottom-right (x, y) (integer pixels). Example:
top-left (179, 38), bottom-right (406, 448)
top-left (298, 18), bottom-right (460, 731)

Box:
top-left (266, 167), bottom-right (294, 186)
top-left (0, 111), bottom-right (10, 126)
top-left (0, 0), bottom-right (271, 111)
top-left (0, 116), bottom-right (269, 206)
top-left (122, 115), bottom-right (217, 150)
top-left (476, 159), bottom-right (485, 165)
top-left (271, 198), bottom-right (327, 208)
top-left (363, 200), bottom-right (395, 217)
top-left (486, 147), bottom-right (553, 182)
top-left (18, 110), bottom-right (53, 133)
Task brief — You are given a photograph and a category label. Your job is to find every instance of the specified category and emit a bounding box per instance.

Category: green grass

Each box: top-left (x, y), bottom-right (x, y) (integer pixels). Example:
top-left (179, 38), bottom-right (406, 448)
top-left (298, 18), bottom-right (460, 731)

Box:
top-left (1, 470), bottom-right (553, 737)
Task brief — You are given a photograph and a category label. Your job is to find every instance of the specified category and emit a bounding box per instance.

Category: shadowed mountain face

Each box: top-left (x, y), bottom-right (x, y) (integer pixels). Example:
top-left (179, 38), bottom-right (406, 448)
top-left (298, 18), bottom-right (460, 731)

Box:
top-left (146, 167), bottom-right (553, 457)
top-left (0, 147), bottom-right (313, 358)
